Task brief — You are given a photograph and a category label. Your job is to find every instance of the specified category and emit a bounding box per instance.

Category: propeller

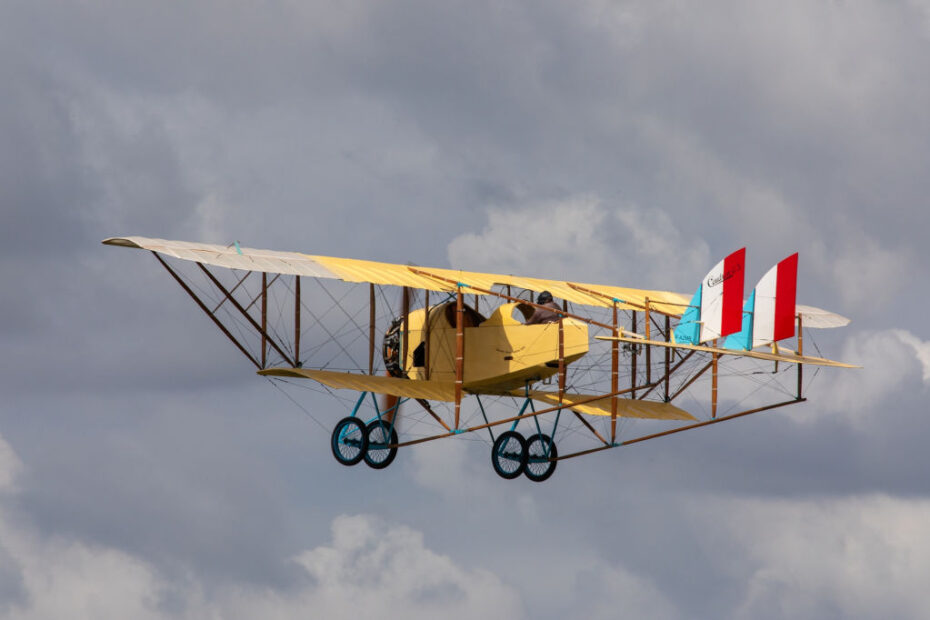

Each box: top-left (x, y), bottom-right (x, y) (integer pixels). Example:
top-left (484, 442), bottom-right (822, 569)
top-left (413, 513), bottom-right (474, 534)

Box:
top-left (380, 285), bottom-right (419, 427)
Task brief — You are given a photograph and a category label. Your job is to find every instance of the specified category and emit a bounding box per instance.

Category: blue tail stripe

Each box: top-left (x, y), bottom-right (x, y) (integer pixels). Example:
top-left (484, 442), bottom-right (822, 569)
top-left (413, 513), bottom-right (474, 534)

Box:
top-left (723, 289), bottom-right (755, 350)
top-left (674, 285), bottom-right (702, 345)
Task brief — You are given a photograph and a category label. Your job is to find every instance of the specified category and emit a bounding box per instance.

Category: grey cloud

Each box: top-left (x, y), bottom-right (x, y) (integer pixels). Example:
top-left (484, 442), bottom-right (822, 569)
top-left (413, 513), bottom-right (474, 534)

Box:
top-left (2, 1), bottom-right (930, 618)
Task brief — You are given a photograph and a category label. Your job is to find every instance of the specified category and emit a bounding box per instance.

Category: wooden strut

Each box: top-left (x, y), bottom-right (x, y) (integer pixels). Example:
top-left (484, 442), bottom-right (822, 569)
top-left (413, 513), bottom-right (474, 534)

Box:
top-left (392, 383), bottom-right (649, 449)
top-left (645, 298), bottom-right (652, 385)
top-left (712, 347), bottom-right (719, 418)
top-left (631, 311), bottom-right (638, 398)
top-left (636, 349), bottom-right (696, 401)
top-left (195, 264), bottom-right (296, 367)
top-left (262, 272), bottom-right (267, 368)
top-left (415, 398), bottom-right (452, 432)
top-left (573, 411), bottom-right (610, 446)
top-left (295, 276), bottom-right (301, 366)
top-left (211, 270), bottom-right (252, 313)
top-left (611, 301), bottom-right (619, 443)
top-left (649, 312), bottom-right (667, 339)
top-left (621, 399), bottom-right (804, 448)
top-left (454, 287), bottom-right (464, 430)
top-left (244, 273), bottom-right (280, 313)
top-left (153, 253), bottom-right (261, 369)
top-left (558, 317), bottom-right (565, 405)
top-left (401, 286), bottom-right (410, 374)
top-left (670, 359), bottom-right (713, 402)
top-left (424, 289), bottom-right (431, 380)
top-left (797, 313), bottom-right (803, 399)
top-left (554, 398), bottom-right (806, 461)
top-left (369, 284), bottom-right (375, 375)
top-left (664, 316), bottom-right (671, 401)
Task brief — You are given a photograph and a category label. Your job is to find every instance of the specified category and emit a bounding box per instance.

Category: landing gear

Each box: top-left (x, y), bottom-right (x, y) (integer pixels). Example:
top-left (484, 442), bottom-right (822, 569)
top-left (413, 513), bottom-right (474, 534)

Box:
top-left (491, 431), bottom-right (527, 479)
top-left (331, 417), bottom-right (368, 466)
top-left (364, 420), bottom-right (398, 469)
top-left (524, 433), bottom-right (558, 482)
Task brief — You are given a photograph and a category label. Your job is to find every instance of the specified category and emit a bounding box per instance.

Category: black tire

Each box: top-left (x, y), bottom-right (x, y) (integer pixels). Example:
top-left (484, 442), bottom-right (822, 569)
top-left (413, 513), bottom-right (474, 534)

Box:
top-left (524, 433), bottom-right (558, 482)
top-left (491, 431), bottom-right (527, 479)
top-left (331, 417), bottom-right (368, 466)
top-left (364, 420), bottom-right (398, 469)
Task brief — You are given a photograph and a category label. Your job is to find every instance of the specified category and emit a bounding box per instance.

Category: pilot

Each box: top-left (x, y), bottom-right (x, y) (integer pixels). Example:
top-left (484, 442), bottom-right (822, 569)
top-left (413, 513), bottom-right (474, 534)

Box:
top-left (526, 291), bottom-right (563, 325)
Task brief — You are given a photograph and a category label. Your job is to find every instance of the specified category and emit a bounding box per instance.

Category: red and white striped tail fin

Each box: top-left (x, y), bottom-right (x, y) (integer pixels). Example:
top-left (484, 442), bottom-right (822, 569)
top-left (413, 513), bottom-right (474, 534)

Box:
top-left (752, 253), bottom-right (798, 348)
top-left (700, 247), bottom-right (746, 342)
top-left (674, 248), bottom-right (746, 345)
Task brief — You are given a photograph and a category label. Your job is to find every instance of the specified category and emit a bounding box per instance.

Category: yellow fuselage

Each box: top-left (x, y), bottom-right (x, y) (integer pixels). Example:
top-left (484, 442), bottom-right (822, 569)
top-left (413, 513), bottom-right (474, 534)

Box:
top-left (403, 302), bottom-right (588, 393)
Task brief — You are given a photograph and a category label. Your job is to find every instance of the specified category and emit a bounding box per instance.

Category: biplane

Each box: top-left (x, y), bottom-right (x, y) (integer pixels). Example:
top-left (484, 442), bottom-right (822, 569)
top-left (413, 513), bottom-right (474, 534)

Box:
top-left (103, 237), bottom-right (855, 482)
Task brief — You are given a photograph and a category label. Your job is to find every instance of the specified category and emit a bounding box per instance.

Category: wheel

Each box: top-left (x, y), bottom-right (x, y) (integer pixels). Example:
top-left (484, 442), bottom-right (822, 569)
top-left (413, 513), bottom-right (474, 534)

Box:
top-left (524, 433), bottom-right (558, 482)
top-left (364, 420), bottom-right (398, 469)
top-left (491, 431), bottom-right (527, 479)
top-left (331, 417), bottom-right (368, 466)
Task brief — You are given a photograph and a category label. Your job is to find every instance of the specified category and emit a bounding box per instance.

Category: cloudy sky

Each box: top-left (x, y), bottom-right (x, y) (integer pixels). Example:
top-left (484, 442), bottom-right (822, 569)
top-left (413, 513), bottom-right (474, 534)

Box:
top-left (2, 1), bottom-right (930, 618)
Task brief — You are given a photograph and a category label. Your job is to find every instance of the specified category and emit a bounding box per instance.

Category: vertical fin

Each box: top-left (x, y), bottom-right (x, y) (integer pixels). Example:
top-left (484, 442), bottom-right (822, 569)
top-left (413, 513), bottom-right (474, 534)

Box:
top-left (722, 253), bottom-right (799, 350)
top-left (752, 253), bottom-right (798, 348)
top-left (705, 247), bottom-right (746, 341)
top-left (673, 285), bottom-right (702, 345)
top-left (723, 289), bottom-right (755, 350)
top-left (674, 248), bottom-right (746, 345)
top-left (772, 253), bottom-right (798, 342)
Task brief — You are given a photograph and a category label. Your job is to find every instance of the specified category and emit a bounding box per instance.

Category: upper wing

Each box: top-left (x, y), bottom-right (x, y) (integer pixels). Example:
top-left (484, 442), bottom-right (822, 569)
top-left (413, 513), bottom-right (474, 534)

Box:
top-left (102, 236), bottom-right (852, 324)
top-left (102, 236), bottom-right (690, 313)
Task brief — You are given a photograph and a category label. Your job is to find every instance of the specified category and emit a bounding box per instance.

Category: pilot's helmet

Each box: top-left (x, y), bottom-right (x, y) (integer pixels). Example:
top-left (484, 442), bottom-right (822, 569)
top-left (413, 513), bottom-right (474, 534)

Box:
top-left (537, 291), bottom-right (553, 304)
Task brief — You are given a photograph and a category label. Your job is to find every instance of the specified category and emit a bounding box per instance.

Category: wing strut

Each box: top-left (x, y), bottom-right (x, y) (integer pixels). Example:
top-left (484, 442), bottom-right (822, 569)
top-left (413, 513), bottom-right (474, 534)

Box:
top-left (645, 298), bottom-right (652, 385)
top-left (295, 276), bottom-right (301, 366)
top-left (415, 398), bottom-right (452, 432)
top-left (424, 289), bottom-right (431, 380)
top-left (262, 272), bottom-right (267, 368)
top-left (368, 284), bottom-right (375, 375)
top-left (631, 310), bottom-right (638, 398)
top-left (454, 286), bottom-right (464, 430)
top-left (611, 300), bottom-right (619, 443)
top-left (636, 349), bottom-right (697, 401)
top-left (153, 253), bottom-right (261, 369)
top-left (196, 263), bottom-right (296, 368)
top-left (797, 313), bottom-right (803, 399)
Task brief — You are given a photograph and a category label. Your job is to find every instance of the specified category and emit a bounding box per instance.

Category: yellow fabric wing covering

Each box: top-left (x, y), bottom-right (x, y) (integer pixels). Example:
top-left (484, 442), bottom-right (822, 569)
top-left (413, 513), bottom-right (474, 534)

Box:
top-left (528, 391), bottom-right (696, 421)
top-left (103, 236), bottom-right (850, 323)
top-left (102, 236), bottom-right (691, 314)
top-left (258, 368), bottom-right (457, 401)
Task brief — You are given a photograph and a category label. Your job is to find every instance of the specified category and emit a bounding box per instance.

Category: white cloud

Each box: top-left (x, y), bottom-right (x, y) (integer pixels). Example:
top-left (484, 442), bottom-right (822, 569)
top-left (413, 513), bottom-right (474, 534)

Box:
top-left (570, 559), bottom-right (681, 620)
top-left (818, 329), bottom-right (929, 425)
top-left (447, 196), bottom-right (709, 290)
top-left (286, 514), bottom-right (524, 619)
top-left (408, 435), bottom-right (498, 501)
top-left (0, 434), bottom-right (22, 494)
top-left (447, 195), bottom-right (610, 279)
top-left (0, 433), bottom-right (523, 619)
top-left (891, 329), bottom-right (930, 384)
top-left (406, 432), bottom-right (546, 529)
top-left (715, 494), bottom-right (930, 620)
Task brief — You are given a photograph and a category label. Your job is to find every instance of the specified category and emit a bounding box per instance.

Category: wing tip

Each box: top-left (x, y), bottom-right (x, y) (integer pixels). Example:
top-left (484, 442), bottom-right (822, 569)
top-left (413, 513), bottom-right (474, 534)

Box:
top-left (102, 237), bottom-right (143, 249)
